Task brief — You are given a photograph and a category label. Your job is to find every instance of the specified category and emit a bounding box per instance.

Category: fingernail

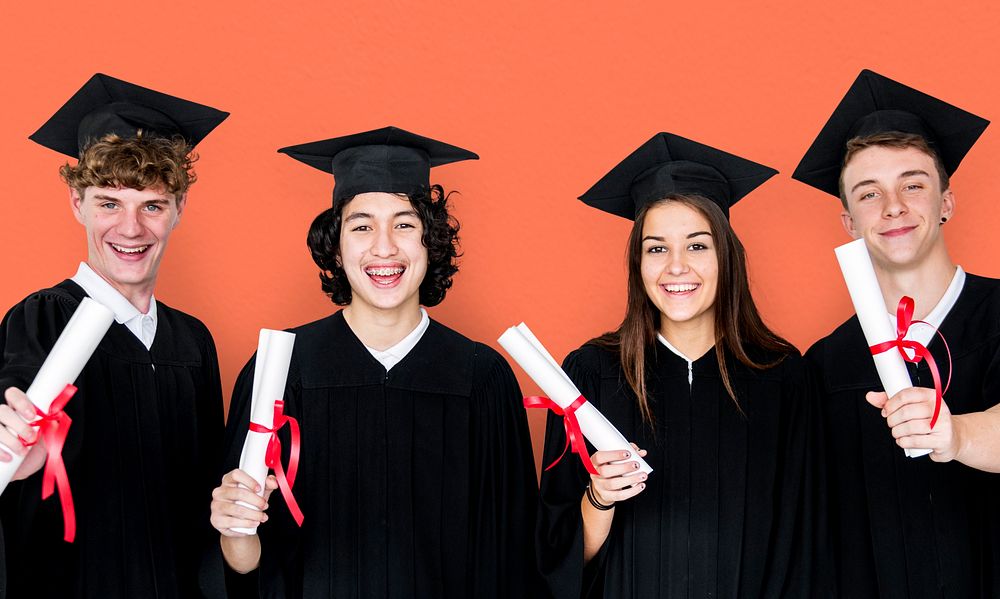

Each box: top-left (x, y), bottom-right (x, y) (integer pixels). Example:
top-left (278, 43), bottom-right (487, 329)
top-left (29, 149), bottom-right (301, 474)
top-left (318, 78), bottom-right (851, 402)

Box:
top-left (263, 503), bottom-right (269, 510)
top-left (633, 462), bottom-right (639, 469)
top-left (622, 451), bottom-right (630, 458)
top-left (262, 514), bottom-right (268, 522)
top-left (639, 483), bottom-right (645, 488)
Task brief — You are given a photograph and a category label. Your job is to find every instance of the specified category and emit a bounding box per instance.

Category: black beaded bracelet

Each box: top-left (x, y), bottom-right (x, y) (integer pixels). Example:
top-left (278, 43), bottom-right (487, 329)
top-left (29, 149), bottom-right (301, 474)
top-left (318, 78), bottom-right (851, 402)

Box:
top-left (586, 483), bottom-right (615, 511)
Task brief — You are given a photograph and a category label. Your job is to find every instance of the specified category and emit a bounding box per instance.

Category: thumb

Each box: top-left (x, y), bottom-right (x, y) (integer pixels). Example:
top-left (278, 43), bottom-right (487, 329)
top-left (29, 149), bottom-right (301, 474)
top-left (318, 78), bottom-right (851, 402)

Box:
top-left (866, 391), bottom-right (888, 411)
top-left (261, 474), bottom-right (279, 501)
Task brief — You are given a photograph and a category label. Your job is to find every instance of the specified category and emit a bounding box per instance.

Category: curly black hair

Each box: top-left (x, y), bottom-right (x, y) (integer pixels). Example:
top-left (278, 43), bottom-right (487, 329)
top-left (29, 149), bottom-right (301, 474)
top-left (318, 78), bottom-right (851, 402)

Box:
top-left (307, 184), bottom-right (461, 307)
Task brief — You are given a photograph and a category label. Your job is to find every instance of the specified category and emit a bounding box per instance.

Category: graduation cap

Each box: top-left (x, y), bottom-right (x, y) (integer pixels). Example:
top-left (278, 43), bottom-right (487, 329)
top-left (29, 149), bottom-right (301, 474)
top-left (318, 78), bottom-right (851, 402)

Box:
top-left (792, 69), bottom-right (990, 197)
top-left (578, 132), bottom-right (777, 220)
top-left (29, 73), bottom-right (229, 159)
top-left (278, 126), bottom-right (479, 206)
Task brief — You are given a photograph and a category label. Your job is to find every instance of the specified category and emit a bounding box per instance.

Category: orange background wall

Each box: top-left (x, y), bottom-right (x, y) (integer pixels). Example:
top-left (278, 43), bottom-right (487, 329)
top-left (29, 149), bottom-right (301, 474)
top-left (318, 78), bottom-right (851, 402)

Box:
top-left (2, 1), bottom-right (999, 475)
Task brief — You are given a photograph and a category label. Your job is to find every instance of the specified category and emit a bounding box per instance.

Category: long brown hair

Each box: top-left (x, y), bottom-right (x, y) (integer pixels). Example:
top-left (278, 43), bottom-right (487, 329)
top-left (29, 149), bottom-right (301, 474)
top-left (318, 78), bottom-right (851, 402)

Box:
top-left (590, 194), bottom-right (795, 424)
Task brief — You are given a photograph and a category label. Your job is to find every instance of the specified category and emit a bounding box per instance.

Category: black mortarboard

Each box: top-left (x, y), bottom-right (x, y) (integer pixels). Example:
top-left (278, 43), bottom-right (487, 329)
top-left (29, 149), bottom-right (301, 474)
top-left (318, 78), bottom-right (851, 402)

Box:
top-left (792, 69), bottom-right (990, 197)
top-left (578, 132), bottom-right (777, 220)
top-left (29, 73), bottom-right (229, 158)
top-left (278, 126), bottom-right (479, 206)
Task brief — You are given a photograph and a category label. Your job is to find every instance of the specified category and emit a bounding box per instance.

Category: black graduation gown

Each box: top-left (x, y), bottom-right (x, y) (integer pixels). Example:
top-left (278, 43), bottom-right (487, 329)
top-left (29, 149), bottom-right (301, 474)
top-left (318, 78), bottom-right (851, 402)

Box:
top-left (0, 280), bottom-right (224, 598)
top-left (214, 310), bottom-right (539, 598)
top-left (806, 272), bottom-right (1000, 599)
top-left (537, 341), bottom-right (824, 599)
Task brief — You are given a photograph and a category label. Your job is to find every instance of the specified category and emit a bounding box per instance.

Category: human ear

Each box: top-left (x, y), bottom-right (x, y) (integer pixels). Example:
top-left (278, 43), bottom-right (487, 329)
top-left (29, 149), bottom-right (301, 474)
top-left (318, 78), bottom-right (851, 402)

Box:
top-left (840, 209), bottom-right (859, 239)
top-left (69, 188), bottom-right (85, 225)
top-left (939, 189), bottom-right (955, 223)
top-left (173, 194), bottom-right (187, 228)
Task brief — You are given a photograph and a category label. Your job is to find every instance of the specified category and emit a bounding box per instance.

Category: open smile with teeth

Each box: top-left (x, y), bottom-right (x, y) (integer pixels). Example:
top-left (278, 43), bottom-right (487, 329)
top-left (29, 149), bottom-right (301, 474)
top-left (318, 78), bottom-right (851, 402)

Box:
top-left (110, 243), bottom-right (151, 255)
top-left (662, 283), bottom-right (700, 294)
top-left (365, 264), bottom-right (406, 286)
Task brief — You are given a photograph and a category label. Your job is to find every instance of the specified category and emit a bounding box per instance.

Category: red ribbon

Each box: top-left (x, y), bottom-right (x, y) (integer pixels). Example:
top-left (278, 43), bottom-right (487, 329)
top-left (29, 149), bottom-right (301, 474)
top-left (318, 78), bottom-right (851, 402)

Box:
top-left (869, 296), bottom-right (953, 429)
top-left (18, 384), bottom-right (77, 543)
top-left (248, 400), bottom-right (304, 526)
top-left (524, 395), bottom-right (598, 475)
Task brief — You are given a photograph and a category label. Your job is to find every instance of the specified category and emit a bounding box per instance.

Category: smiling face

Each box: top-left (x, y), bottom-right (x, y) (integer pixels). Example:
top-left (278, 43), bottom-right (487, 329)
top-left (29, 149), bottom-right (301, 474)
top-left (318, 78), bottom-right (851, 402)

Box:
top-left (840, 145), bottom-right (953, 271)
top-left (338, 192), bottom-right (428, 316)
top-left (639, 201), bottom-right (719, 338)
top-left (71, 185), bottom-right (184, 306)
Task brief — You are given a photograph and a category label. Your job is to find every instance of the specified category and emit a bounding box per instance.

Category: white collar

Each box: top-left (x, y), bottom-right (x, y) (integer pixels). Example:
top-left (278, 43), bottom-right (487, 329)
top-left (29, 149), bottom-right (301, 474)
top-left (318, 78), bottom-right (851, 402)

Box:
top-left (71, 262), bottom-right (158, 349)
top-left (656, 333), bottom-right (694, 362)
top-left (895, 266), bottom-right (965, 348)
top-left (365, 308), bottom-right (430, 371)
top-left (657, 333), bottom-right (697, 386)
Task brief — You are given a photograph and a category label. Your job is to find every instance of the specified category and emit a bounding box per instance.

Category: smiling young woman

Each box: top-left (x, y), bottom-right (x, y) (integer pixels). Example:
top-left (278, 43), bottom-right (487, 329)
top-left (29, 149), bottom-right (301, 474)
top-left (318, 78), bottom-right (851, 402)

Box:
top-left (536, 132), bottom-right (830, 599)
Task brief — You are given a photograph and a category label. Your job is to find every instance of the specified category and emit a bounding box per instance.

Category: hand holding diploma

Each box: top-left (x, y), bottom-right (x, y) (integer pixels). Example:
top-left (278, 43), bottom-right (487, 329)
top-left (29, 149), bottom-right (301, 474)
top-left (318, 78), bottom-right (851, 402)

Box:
top-left (0, 297), bottom-right (114, 542)
top-left (211, 469), bottom-right (278, 536)
top-left (0, 388), bottom-right (46, 477)
top-left (233, 329), bottom-right (299, 534)
top-left (211, 469), bottom-right (279, 574)
top-left (835, 238), bottom-right (944, 458)
top-left (498, 323), bottom-right (652, 475)
top-left (866, 388), bottom-right (960, 462)
top-left (588, 445), bottom-right (649, 506)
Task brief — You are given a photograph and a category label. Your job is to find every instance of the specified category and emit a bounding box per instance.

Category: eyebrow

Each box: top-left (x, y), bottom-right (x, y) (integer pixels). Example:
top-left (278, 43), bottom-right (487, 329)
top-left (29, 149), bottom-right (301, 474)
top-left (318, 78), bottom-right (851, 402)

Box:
top-left (91, 194), bottom-right (171, 204)
top-left (850, 170), bottom-right (932, 194)
top-left (344, 210), bottom-right (420, 222)
top-left (344, 212), bottom-right (372, 222)
top-left (849, 179), bottom-right (878, 194)
top-left (641, 231), bottom-right (712, 242)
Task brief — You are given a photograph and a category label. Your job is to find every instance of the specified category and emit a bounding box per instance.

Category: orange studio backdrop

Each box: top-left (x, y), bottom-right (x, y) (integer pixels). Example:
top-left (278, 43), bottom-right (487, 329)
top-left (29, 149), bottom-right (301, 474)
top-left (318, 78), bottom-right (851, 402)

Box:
top-left (2, 1), bottom-right (1000, 476)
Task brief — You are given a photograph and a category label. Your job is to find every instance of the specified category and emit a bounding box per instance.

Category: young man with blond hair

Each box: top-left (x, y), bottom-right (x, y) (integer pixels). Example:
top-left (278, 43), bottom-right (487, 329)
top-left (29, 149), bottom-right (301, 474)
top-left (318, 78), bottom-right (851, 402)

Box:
top-left (0, 73), bottom-right (228, 598)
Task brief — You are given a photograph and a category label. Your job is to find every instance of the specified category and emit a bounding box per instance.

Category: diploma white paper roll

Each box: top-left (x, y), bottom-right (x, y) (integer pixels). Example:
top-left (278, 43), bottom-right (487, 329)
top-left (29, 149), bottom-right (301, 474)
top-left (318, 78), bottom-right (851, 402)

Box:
top-left (0, 297), bottom-right (115, 494)
top-left (835, 238), bottom-right (931, 458)
top-left (233, 328), bottom-right (296, 534)
top-left (498, 324), bottom-right (653, 474)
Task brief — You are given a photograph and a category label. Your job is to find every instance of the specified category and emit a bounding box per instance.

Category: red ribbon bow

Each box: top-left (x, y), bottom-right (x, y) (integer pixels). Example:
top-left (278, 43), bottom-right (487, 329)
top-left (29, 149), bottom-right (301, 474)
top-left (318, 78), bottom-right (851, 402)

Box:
top-left (248, 400), bottom-right (304, 526)
top-left (869, 296), bottom-right (952, 429)
top-left (524, 395), bottom-right (598, 475)
top-left (19, 384), bottom-right (77, 543)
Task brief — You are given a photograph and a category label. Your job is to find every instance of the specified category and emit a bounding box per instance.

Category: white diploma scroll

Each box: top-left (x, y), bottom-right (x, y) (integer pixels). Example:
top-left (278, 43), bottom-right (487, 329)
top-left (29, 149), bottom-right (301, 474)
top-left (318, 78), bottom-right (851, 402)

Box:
top-left (233, 328), bottom-right (296, 534)
top-left (0, 297), bottom-right (115, 494)
top-left (498, 323), bottom-right (653, 474)
top-left (835, 238), bottom-right (931, 458)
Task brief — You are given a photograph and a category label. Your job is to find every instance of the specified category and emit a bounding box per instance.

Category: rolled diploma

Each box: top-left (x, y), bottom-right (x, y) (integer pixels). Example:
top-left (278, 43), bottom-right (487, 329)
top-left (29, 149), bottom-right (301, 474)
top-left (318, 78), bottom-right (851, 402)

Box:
top-left (498, 324), bottom-right (652, 474)
top-left (233, 329), bottom-right (296, 534)
top-left (0, 297), bottom-right (115, 494)
top-left (835, 238), bottom-right (931, 458)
